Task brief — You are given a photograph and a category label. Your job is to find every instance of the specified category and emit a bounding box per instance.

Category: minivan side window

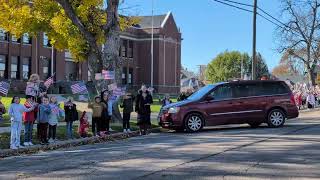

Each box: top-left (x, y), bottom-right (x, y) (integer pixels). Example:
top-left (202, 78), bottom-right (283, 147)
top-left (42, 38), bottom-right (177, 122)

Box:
top-left (260, 82), bottom-right (289, 95)
top-left (233, 83), bottom-right (259, 98)
top-left (211, 85), bottom-right (233, 100)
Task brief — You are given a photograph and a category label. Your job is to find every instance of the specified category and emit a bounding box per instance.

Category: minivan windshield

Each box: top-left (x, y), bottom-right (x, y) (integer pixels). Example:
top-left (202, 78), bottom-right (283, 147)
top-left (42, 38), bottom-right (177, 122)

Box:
top-left (187, 84), bottom-right (217, 101)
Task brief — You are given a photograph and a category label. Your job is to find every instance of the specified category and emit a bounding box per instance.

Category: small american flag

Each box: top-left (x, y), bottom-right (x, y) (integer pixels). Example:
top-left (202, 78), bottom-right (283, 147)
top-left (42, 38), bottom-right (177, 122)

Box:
top-left (0, 81), bottom-right (10, 95)
top-left (51, 106), bottom-right (60, 114)
top-left (44, 75), bottom-right (54, 88)
top-left (71, 82), bottom-right (87, 94)
top-left (102, 70), bottom-right (115, 80)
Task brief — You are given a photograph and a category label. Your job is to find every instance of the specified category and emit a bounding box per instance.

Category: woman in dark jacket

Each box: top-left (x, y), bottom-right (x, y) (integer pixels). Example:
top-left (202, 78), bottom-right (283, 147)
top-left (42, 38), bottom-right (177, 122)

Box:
top-left (64, 97), bottom-right (78, 139)
top-left (135, 85), bottom-right (153, 135)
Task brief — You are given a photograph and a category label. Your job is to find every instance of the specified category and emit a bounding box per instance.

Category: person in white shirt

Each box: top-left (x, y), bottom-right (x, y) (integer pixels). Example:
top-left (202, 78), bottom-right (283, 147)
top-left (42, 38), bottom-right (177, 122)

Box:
top-left (306, 91), bottom-right (316, 109)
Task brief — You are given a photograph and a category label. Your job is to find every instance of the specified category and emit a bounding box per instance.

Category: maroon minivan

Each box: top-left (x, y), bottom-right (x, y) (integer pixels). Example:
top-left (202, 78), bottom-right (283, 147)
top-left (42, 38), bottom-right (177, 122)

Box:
top-left (159, 80), bottom-right (299, 132)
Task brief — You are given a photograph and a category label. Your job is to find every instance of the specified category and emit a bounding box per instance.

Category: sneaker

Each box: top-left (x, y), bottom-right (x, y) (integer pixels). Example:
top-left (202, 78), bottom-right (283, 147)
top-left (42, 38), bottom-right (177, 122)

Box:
top-left (127, 129), bottom-right (131, 133)
top-left (23, 142), bottom-right (29, 146)
top-left (123, 129), bottom-right (127, 133)
top-left (40, 142), bottom-right (45, 145)
top-left (17, 145), bottom-right (25, 149)
top-left (28, 142), bottom-right (34, 146)
top-left (10, 146), bottom-right (18, 150)
top-left (48, 138), bottom-right (54, 143)
top-left (109, 128), bottom-right (114, 132)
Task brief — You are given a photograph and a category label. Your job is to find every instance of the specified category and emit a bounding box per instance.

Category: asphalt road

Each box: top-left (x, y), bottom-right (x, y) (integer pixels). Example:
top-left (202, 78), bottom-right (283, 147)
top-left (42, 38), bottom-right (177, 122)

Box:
top-left (0, 111), bottom-right (319, 180)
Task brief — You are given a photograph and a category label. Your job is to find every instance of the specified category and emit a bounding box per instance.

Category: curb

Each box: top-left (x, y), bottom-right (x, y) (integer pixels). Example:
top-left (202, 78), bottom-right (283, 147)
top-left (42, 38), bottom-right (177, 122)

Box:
top-left (299, 108), bottom-right (320, 113)
top-left (0, 128), bottom-right (162, 158)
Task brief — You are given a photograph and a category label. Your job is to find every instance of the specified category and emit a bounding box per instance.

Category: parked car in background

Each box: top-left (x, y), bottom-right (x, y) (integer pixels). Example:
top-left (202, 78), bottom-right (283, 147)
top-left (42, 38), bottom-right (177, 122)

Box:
top-left (159, 80), bottom-right (299, 132)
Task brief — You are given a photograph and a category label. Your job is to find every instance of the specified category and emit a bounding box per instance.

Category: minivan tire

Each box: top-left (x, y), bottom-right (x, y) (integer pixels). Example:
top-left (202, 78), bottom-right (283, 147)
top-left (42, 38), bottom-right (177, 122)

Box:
top-left (267, 109), bottom-right (286, 128)
top-left (184, 113), bottom-right (204, 133)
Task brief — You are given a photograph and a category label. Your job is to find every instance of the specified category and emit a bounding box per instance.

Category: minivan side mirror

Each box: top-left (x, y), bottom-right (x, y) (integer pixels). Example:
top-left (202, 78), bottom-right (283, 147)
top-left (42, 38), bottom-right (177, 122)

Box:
top-left (205, 95), bottom-right (214, 101)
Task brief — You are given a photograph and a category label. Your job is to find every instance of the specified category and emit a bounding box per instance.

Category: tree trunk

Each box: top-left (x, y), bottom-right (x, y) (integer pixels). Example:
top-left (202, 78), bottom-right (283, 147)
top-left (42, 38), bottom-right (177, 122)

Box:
top-left (307, 68), bottom-right (316, 86)
top-left (103, 0), bottom-right (122, 124)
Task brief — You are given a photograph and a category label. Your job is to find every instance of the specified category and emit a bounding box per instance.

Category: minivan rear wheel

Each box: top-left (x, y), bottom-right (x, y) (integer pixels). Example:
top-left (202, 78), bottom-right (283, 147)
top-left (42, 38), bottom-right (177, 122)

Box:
top-left (185, 113), bottom-right (204, 133)
top-left (267, 109), bottom-right (286, 128)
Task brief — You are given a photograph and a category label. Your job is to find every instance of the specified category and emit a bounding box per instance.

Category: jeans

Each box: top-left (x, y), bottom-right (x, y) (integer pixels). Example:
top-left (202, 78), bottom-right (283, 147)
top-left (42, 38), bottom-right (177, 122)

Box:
top-left (92, 117), bottom-right (101, 135)
top-left (24, 122), bottom-right (33, 143)
top-left (48, 125), bottom-right (57, 140)
top-left (66, 121), bottom-right (73, 139)
top-left (123, 113), bottom-right (131, 130)
top-left (10, 121), bottom-right (22, 148)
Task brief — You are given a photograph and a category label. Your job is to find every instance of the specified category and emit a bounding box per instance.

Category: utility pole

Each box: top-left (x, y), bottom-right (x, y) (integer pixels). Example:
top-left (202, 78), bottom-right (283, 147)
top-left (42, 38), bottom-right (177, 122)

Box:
top-left (151, 0), bottom-right (154, 88)
top-left (241, 58), bottom-right (243, 79)
top-left (252, 0), bottom-right (257, 80)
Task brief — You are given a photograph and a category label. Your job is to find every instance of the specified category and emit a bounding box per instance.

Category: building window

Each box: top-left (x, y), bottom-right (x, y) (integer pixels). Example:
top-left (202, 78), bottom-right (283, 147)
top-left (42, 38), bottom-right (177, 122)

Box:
top-left (122, 67), bottom-right (127, 85)
top-left (22, 33), bottom-right (32, 44)
top-left (121, 40), bottom-right (127, 57)
top-left (128, 40), bottom-right (133, 58)
top-left (43, 33), bottom-right (51, 47)
top-left (0, 29), bottom-right (8, 41)
top-left (11, 35), bottom-right (20, 43)
top-left (22, 57), bottom-right (31, 80)
top-left (42, 58), bottom-right (50, 79)
top-left (0, 55), bottom-right (6, 78)
top-left (88, 70), bottom-right (92, 81)
top-left (129, 68), bottom-right (133, 84)
top-left (65, 61), bottom-right (77, 81)
top-left (11, 56), bottom-right (19, 79)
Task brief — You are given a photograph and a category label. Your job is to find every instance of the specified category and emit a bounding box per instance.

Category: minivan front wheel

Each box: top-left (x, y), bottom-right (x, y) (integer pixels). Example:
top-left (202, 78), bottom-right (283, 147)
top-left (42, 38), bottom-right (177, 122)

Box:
top-left (185, 113), bottom-right (204, 133)
top-left (267, 109), bottom-right (286, 128)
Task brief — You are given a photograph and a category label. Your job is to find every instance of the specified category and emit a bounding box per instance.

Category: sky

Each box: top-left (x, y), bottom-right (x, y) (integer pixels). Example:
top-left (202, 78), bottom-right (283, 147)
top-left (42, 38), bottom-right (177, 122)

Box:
top-left (122, 0), bottom-right (283, 74)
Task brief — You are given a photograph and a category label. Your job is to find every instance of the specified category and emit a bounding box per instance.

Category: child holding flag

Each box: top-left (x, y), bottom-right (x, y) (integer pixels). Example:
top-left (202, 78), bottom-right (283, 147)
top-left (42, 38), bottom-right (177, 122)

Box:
top-left (48, 96), bottom-right (64, 143)
top-left (23, 96), bottom-right (37, 146)
top-left (9, 96), bottom-right (36, 149)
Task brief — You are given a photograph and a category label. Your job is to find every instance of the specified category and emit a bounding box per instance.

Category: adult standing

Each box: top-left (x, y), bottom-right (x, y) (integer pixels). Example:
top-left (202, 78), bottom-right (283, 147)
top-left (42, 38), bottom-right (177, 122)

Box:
top-left (101, 91), bottom-right (112, 134)
top-left (135, 85), bottom-right (153, 135)
top-left (64, 97), bottom-right (78, 139)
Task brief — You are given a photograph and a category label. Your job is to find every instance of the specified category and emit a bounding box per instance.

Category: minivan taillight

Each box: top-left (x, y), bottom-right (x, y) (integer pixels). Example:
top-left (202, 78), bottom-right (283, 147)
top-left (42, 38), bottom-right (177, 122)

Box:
top-left (290, 94), bottom-right (296, 105)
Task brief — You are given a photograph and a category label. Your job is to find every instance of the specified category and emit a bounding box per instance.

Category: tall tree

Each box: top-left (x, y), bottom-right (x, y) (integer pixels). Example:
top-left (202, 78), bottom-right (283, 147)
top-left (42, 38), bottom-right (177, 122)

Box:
top-left (205, 51), bottom-right (250, 83)
top-left (247, 53), bottom-right (270, 79)
top-left (277, 0), bottom-right (320, 85)
top-left (0, 0), bottom-right (138, 123)
top-left (0, 0), bottom-right (137, 88)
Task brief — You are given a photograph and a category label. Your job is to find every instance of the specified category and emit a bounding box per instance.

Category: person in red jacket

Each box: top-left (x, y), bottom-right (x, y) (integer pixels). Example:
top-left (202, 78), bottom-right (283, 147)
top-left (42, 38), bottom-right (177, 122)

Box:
top-left (23, 96), bottom-right (38, 146)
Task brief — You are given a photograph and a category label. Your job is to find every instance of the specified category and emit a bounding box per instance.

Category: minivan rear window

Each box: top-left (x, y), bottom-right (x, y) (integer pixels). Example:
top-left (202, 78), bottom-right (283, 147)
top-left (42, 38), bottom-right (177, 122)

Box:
top-left (259, 82), bottom-right (289, 95)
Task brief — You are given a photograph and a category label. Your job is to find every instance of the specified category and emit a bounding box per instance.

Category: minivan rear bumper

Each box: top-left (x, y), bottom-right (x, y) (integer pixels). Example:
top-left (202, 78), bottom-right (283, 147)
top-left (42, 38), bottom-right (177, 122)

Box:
top-left (287, 106), bottom-right (299, 119)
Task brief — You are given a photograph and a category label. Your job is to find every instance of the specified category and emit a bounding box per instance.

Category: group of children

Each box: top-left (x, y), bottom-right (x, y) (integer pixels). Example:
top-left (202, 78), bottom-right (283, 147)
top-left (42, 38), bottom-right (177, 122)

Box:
top-left (88, 92), bottom-right (134, 136)
top-left (7, 95), bottom-right (81, 149)
top-left (5, 88), bottom-right (147, 150)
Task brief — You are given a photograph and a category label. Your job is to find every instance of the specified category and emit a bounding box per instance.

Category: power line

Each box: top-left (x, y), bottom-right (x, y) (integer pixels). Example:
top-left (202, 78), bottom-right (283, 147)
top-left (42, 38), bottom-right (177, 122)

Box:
top-left (221, 0), bottom-right (253, 7)
top-left (212, 0), bottom-right (253, 13)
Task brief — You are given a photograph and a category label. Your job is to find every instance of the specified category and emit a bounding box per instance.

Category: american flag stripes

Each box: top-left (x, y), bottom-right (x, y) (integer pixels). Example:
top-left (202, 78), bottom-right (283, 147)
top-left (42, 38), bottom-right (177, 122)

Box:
top-left (0, 81), bottom-right (10, 95)
top-left (71, 82), bottom-right (87, 94)
top-left (102, 70), bottom-right (115, 80)
top-left (44, 75), bottom-right (54, 88)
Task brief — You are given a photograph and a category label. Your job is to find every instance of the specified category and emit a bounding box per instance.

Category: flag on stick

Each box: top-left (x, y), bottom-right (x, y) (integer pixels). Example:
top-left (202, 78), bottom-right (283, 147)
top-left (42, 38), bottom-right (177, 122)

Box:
top-left (71, 82), bottom-right (88, 94)
top-left (0, 81), bottom-right (10, 95)
top-left (44, 74), bottom-right (54, 89)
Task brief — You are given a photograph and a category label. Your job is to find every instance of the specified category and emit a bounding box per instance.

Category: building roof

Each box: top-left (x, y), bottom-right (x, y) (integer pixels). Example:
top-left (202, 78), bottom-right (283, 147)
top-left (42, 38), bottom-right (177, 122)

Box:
top-left (135, 12), bottom-right (171, 29)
